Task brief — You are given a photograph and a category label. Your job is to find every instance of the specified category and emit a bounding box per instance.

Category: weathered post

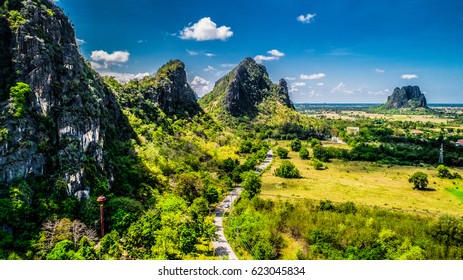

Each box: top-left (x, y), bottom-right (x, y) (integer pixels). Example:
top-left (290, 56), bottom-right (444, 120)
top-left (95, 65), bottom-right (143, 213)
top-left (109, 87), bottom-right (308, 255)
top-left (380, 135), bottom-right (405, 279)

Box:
top-left (97, 196), bottom-right (107, 237)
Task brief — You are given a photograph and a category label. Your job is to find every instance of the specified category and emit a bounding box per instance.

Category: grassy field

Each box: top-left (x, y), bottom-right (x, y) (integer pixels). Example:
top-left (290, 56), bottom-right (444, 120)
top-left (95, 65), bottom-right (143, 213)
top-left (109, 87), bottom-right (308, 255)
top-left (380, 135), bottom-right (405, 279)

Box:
top-left (314, 111), bottom-right (453, 124)
top-left (262, 141), bottom-right (463, 216)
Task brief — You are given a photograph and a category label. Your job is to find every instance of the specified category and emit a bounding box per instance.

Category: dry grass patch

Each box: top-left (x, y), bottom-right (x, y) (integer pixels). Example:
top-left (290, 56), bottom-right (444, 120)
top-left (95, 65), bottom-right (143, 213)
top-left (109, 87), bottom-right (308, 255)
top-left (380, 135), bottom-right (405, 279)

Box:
top-left (263, 143), bottom-right (463, 215)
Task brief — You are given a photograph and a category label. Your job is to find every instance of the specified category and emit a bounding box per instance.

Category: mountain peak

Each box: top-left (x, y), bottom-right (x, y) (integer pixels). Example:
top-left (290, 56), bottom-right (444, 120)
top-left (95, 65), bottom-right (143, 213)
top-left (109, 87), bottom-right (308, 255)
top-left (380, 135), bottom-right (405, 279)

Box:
top-left (384, 85), bottom-right (427, 109)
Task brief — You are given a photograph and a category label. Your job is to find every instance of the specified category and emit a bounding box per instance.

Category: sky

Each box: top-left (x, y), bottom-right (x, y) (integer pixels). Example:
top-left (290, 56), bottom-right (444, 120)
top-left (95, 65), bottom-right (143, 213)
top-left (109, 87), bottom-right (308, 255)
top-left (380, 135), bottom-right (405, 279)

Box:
top-left (55, 0), bottom-right (463, 103)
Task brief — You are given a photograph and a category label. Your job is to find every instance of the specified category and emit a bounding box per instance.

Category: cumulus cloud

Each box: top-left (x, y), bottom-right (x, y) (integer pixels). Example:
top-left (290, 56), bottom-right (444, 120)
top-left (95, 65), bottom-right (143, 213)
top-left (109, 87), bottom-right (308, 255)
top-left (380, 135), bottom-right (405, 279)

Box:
top-left (316, 82), bottom-right (325, 86)
top-left (289, 82), bottom-right (306, 93)
top-left (308, 90), bottom-right (322, 97)
top-left (292, 82), bottom-right (306, 87)
top-left (331, 82), bottom-right (354, 95)
top-left (401, 74), bottom-right (418, 80)
top-left (205, 53), bottom-right (216, 57)
top-left (254, 49), bottom-right (285, 64)
top-left (375, 68), bottom-right (385, 73)
top-left (190, 76), bottom-right (212, 96)
top-left (300, 73), bottom-right (326, 80)
top-left (285, 77), bottom-right (296, 81)
top-left (180, 17), bottom-right (233, 41)
top-left (254, 55), bottom-right (278, 63)
top-left (90, 50), bottom-right (130, 69)
top-left (100, 72), bottom-right (150, 84)
top-left (297, 13), bottom-right (316, 23)
top-left (267, 49), bottom-right (285, 57)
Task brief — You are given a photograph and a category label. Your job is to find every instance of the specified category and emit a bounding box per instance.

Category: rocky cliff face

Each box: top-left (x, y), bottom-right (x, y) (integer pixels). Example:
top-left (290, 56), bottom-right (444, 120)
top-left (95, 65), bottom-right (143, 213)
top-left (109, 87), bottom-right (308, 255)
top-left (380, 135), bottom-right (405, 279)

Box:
top-left (276, 79), bottom-right (295, 110)
top-left (151, 60), bottom-right (200, 117)
top-left (384, 86), bottom-right (427, 109)
top-left (0, 0), bottom-right (133, 196)
top-left (224, 57), bottom-right (273, 117)
top-left (200, 57), bottom-right (294, 118)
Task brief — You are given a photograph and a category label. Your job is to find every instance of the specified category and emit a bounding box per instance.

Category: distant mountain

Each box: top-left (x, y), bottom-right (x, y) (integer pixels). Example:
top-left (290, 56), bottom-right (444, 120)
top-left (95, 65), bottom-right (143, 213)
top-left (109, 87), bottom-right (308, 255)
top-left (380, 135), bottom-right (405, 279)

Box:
top-left (199, 57), bottom-right (294, 120)
top-left (111, 60), bottom-right (202, 120)
top-left (383, 86), bottom-right (427, 109)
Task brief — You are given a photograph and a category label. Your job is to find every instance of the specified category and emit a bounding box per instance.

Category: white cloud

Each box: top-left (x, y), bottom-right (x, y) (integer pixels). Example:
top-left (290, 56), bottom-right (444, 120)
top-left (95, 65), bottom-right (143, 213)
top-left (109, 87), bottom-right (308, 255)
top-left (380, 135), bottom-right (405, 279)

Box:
top-left (291, 82), bottom-right (306, 87)
top-left (254, 55), bottom-right (278, 63)
top-left (204, 66), bottom-right (215, 72)
top-left (375, 68), bottom-right (385, 73)
top-left (316, 82), bottom-right (325, 86)
top-left (76, 38), bottom-right (85, 45)
top-left (90, 50), bottom-right (130, 69)
top-left (401, 74), bottom-right (418, 80)
top-left (300, 73), bottom-right (326, 80)
top-left (267, 49), bottom-right (285, 57)
top-left (205, 53), bottom-right (216, 57)
top-left (331, 82), bottom-right (354, 95)
top-left (254, 49), bottom-right (285, 64)
top-left (90, 61), bottom-right (103, 69)
top-left (297, 13), bottom-right (316, 23)
top-left (180, 17), bottom-right (233, 41)
top-left (186, 49), bottom-right (199, 56)
top-left (221, 63), bottom-right (236, 68)
top-left (190, 76), bottom-right (212, 96)
top-left (285, 77), bottom-right (296, 81)
top-left (308, 90), bottom-right (322, 97)
top-left (100, 72), bottom-right (150, 84)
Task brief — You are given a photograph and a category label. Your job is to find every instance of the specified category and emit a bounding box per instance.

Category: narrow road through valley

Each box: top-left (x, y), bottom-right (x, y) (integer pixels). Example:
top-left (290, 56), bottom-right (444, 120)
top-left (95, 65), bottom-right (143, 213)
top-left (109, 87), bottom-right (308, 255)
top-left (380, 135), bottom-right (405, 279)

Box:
top-left (212, 149), bottom-right (273, 259)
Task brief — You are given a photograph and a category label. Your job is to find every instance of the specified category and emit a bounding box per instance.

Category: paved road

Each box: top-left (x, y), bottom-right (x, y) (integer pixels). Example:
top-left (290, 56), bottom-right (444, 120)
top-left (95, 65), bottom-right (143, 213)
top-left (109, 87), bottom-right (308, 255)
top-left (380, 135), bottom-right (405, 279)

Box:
top-left (212, 150), bottom-right (273, 259)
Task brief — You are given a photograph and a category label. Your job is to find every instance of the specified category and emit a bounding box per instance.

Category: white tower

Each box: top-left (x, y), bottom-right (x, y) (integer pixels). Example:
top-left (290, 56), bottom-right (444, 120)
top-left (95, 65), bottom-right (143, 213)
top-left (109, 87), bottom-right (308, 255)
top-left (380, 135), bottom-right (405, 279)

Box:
top-left (438, 143), bottom-right (444, 164)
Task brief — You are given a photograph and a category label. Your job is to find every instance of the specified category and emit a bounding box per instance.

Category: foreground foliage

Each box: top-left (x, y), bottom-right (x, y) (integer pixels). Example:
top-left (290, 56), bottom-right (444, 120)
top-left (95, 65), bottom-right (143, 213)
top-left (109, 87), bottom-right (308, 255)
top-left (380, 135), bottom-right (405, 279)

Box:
top-left (226, 197), bottom-right (463, 260)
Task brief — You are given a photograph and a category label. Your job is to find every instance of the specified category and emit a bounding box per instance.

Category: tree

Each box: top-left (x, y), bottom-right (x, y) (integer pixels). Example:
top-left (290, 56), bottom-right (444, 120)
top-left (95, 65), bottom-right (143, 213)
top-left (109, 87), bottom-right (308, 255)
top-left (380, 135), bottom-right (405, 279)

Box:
top-left (408, 172), bottom-right (429, 190)
top-left (309, 138), bottom-right (321, 147)
top-left (174, 173), bottom-right (204, 204)
top-left (299, 147), bottom-right (309, 160)
top-left (240, 171), bottom-right (262, 199)
top-left (291, 138), bottom-right (302, 152)
top-left (313, 144), bottom-right (329, 162)
top-left (275, 147), bottom-right (289, 159)
top-left (274, 160), bottom-right (301, 178)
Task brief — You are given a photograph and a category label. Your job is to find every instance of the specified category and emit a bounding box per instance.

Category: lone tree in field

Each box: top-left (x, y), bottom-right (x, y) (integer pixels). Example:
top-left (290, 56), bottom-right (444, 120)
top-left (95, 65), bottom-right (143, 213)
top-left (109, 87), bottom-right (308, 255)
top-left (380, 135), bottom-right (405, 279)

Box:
top-left (408, 172), bottom-right (429, 190)
top-left (274, 160), bottom-right (301, 178)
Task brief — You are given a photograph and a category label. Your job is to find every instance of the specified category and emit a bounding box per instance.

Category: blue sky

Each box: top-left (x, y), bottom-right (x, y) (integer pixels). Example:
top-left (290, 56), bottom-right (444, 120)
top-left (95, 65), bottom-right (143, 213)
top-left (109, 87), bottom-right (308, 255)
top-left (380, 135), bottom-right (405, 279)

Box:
top-left (56, 0), bottom-right (463, 103)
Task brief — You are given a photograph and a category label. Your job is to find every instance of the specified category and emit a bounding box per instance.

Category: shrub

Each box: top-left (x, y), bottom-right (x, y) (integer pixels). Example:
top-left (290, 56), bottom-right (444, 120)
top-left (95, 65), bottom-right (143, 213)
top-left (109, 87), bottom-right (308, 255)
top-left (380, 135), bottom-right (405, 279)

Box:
top-left (275, 147), bottom-right (289, 159)
top-left (309, 138), bottom-right (321, 147)
top-left (291, 138), bottom-right (302, 152)
top-left (299, 147), bottom-right (309, 160)
top-left (274, 160), bottom-right (301, 178)
top-left (10, 82), bottom-right (31, 117)
top-left (313, 144), bottom-right (329, 162)
top-left (312, 159), bottom-right (325, 170)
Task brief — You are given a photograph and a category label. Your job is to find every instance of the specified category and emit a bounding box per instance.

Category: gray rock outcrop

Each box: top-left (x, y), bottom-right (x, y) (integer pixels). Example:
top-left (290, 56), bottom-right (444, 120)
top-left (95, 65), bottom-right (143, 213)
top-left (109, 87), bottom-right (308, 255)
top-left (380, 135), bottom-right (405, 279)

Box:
top-left (0, 0), bottom-right (133, 195)
top-left (384, 86), bottom-right (427, 109)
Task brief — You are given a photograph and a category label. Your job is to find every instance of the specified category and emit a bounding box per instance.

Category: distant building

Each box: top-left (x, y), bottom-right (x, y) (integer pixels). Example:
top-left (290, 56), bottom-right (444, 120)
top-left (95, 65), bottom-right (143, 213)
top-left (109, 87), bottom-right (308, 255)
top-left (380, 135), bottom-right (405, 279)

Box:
top-left (456, 140), bottom-right (463, 147)
top-left (346, 127), bottom-right (360, 135)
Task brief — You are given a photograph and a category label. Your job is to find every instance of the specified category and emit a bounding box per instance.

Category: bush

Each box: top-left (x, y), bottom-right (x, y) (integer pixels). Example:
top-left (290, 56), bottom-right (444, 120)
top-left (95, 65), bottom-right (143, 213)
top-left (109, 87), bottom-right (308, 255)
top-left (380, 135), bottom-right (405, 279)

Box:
top-left (408, 172), bottom-right (428, 190)
top-left (312, 159), bottom-right (325, 170)
top-left (299, 148), bottom-right (309, 160)
top-left (309, 138), bottom-right (321, 147)
top-left (275, 147), bottom-right (289, 159)
top-left (291, 138), bottom-right (302, 152)
top-left (313, 144), bottom-right (329, 162)
top-left (274, 160), bottom-right (301, 178)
